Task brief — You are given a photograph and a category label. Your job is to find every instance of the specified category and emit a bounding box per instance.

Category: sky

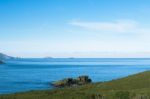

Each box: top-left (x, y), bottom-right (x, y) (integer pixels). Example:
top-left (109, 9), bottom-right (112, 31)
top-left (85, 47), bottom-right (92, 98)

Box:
top-left (1, 0), bottom-right (150, 58)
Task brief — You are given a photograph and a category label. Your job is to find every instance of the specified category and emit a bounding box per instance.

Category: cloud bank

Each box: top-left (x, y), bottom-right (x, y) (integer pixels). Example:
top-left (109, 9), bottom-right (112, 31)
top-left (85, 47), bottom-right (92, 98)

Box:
top-left (70, 19), bottom-right (150, 34)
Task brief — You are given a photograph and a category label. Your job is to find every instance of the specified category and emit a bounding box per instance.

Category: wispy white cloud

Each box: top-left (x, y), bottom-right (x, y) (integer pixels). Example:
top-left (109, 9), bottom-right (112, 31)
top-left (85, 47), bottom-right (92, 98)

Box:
top-left (70, 19), bottom-right (150, 34)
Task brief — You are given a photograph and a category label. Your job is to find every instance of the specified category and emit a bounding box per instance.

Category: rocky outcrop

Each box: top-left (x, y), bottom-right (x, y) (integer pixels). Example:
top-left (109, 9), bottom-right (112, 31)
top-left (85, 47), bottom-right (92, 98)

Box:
top-left (52, 75), bottom-right (92, 87)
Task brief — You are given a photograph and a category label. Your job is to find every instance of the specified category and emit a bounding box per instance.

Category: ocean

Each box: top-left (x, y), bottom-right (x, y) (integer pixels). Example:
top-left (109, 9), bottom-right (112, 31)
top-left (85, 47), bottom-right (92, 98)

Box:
top-left (0, 58), bottom-right (150, 94)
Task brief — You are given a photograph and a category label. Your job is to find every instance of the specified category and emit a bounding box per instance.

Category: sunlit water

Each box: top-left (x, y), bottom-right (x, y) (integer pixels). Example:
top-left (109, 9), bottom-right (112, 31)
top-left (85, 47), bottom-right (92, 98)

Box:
top-left (1, 58), bottom-right (150, 94)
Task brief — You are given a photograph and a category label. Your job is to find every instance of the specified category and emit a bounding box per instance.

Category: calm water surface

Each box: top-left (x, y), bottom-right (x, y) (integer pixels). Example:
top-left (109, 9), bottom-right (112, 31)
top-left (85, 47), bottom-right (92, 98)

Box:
top-left (1, 58), bottom-right (150, 94)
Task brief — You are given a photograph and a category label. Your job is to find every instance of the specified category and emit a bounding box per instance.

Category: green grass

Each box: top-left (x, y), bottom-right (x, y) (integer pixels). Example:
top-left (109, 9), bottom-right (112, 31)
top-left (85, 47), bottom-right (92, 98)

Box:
top-left (1, 71), bottom-right (150, 99)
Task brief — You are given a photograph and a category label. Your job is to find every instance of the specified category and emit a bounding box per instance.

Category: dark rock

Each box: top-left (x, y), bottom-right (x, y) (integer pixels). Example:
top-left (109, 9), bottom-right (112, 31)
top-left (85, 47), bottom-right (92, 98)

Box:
top-left (76, 75), bottom-right (92, 85)
top-left (52, 75), bottom-right (92, 87)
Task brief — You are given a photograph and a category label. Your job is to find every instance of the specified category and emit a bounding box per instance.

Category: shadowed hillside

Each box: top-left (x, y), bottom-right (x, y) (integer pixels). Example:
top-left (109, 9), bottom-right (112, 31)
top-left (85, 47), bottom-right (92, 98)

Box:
top-left (0, 53), bottom-right (14, 60)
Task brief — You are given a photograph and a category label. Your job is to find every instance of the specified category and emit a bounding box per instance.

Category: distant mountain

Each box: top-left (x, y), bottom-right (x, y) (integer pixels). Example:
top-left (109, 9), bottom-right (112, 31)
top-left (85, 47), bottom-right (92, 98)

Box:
top-left (44, 57), bottom-right (53, 59)
top-left (0, 53), bottom-right (15, 60)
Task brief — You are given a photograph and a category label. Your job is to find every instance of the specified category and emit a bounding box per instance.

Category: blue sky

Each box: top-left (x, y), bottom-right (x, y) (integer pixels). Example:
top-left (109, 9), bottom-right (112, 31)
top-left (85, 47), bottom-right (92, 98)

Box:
top-left (1, 0), bottom-right (150, 57)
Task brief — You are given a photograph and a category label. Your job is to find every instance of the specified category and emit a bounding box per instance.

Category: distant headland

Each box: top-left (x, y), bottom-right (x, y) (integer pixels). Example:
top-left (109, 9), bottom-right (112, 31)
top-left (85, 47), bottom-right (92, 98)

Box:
top-left (0, 53), bottom-right (15, 60)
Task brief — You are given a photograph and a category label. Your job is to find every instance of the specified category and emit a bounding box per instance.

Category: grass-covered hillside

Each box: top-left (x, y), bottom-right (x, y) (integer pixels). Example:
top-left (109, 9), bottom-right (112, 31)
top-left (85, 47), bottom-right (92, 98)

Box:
top-left (1, 71), bottom-right (150, 99)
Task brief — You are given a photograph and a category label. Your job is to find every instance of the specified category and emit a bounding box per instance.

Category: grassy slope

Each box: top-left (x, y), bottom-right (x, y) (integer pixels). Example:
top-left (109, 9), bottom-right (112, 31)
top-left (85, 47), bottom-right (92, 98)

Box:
top-left (1, 71), bottom-right (150, 99)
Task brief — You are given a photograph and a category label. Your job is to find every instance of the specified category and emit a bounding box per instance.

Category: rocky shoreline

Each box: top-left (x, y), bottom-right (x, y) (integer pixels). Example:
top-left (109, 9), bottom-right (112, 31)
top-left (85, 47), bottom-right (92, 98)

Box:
top-left (52, 75), bottom-right (92, 87)
top-left (1, 71), bottom-right (150, 99)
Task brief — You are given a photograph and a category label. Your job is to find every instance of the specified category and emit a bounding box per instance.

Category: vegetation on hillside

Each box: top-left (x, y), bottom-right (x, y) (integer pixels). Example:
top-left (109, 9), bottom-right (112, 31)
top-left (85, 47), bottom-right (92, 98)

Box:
top-left (1, 71), bottom-right (150, 99)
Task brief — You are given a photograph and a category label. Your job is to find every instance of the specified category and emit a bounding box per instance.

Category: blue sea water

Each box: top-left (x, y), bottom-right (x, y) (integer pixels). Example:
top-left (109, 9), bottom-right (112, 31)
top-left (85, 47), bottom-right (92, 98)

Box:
top-left (1, 58), bottom-right (150, 94)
